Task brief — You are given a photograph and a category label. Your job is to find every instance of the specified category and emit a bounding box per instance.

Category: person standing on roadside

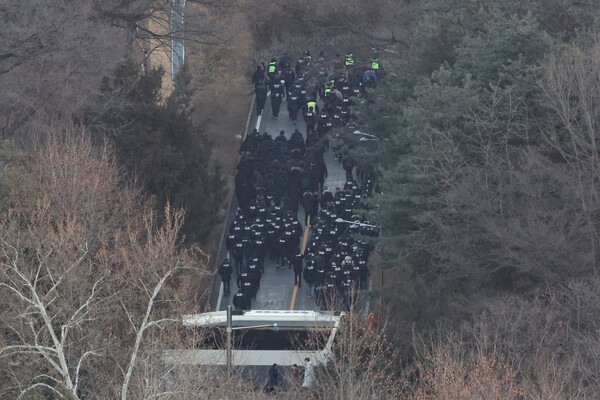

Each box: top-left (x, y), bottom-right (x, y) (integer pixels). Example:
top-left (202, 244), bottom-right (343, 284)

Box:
top-left (302, 357), bottom-right (315, 389)
top-left (291, 363), bottom-right (303, 386)
top-left (265, 363), bottom-right (282, 393)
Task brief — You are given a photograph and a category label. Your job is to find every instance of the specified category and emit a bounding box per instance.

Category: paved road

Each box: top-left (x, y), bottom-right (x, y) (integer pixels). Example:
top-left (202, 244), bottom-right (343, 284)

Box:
top-left (171, 0), bottom-right (185, 79)
top-left (209, 93), bottom-right (348, 312)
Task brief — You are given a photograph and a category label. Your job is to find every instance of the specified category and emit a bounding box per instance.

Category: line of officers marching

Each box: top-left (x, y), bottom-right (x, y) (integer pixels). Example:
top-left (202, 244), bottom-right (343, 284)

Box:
top-left (218, 52), bottom-right (381, 311)
top-left (251, 50), bottom-right (383, 133)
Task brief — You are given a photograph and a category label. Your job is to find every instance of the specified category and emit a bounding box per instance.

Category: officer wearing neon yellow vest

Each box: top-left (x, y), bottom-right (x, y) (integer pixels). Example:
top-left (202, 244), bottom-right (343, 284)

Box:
top-left (304, 99), bottom-right (318, 135)
top-left (345, 52), bottom-right (354, 67)
top-left (267, 58), bottom-right (277, 80)
top-left (371, 52), bottom-right (381, 70)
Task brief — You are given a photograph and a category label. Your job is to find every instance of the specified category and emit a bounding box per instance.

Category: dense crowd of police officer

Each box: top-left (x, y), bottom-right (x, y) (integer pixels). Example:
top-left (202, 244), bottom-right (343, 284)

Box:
top-left (219, 50), bottom-right (383, 311)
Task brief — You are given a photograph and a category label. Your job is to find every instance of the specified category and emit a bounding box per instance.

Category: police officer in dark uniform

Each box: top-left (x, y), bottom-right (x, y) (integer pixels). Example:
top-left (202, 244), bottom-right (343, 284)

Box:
top-left (292, 80), bottom-right (304, 107)
top-left (283, 67), bottom-right (296, 95)
top-left (242, 279), bottom-right (257, 300)
top-left (275, 130), bottom-right (287, 144)
top-left (331, 262), bottom-right (343, 287)
top-left (218, 259), bottom-right (233, 296)
top-left (323, 90), bottom-right (339, 114)
top-left (303, 50), bottom-right (312, 66)
top-left (304, 100), bottom-right (317, 136)
top-left (315, 263), bottom-right (325, 290)
top-left (271, 77), bottom-right (285, 119)
top-left (265, 220), bottom-right (278, 260)
top-left (225, 232), bottom-right (238, 266)
top-left (310, 190), bottom-right (320, 222)
top-left (303, 262), bottom-right (317, 297)
top-left (291, 247), bottom-right (304, 287)
top-left (301, 190), bottom-right (316, 226)
top-left (283, 227), bottom-right (297, 269)
top-left (248, 262), bottom-right (262, 289)
top-left (255, 81), bottom-right (268, 116)
top-left (252, 63), bottom-right (266, 86)
top-left (233, 290), bottom-right (251, 310)
top-left (253, 239), bottom-right (266, 272)
top-left (276, 235), bottom-right (287, 269)
top-left (320, 187), bottom-right (334, 209)
top-left (232, 241), bottom-right (245, 275)
top-left (279, 53), bottom-right (292, 71)
top-left (237, 270), bottom-right (250, 289)
top-left (287, 89), bottom-right (300, 125)
top-left (289, 129), bottom-right (306, 155)
top-left (295, 57), bottom-right (306, 76)
top-left (317, 111), bottom-right (332, 138)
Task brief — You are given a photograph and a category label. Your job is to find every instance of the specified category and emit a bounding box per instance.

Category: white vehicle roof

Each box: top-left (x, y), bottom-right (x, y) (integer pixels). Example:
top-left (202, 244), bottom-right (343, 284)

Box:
top-left (182, 309), bottom-right (340, 329)
top-left (170, 310), bottom-right (345, 366)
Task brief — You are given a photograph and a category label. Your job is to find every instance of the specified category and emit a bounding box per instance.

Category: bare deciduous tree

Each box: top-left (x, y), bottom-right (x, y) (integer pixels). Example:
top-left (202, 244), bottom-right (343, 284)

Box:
top-left (403, 332), bottom-right (526, 400)
top-left (539, 37), bottom-right (600, 276)
top-left (288, 294), bottom-right (402, 400)
top-left (0, 0), bottom-right (127, 140)
top-left (0, 125), bottom-right (208, 399)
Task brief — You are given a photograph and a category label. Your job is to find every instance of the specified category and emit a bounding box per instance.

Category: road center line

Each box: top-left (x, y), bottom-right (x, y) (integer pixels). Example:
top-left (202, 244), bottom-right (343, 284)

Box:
top-left (290, 284), bottom-right (298, 310)
top-left (301, 216), bottom-right (310, 255)
top-left (255, 113), bottom-right (262, 131)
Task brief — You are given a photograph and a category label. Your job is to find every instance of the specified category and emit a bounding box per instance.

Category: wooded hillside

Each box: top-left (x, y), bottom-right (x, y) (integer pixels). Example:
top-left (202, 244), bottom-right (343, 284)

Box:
top-left (2, 0), bottom-right (600, 398)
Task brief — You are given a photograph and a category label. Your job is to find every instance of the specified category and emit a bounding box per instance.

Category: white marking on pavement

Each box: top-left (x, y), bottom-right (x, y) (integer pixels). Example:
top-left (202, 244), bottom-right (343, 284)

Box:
top-left (255, 114), bottom-right (262, 131)
top-left (216, 282), bottom-right (223, 311)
